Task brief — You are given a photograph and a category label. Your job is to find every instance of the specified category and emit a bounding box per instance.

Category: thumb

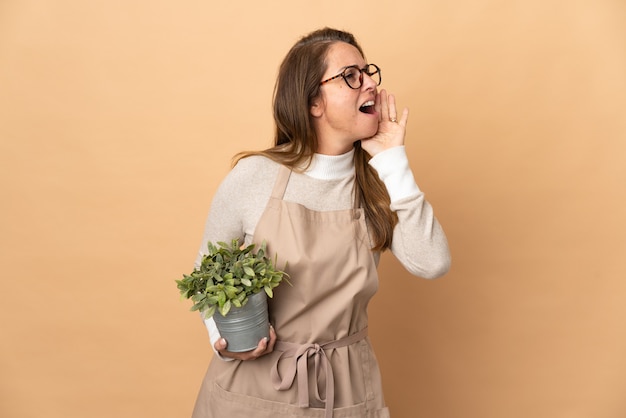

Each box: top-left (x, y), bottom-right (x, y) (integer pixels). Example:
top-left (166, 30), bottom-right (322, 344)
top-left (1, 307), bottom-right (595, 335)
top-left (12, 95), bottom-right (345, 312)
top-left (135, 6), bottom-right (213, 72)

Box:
top-left (215, 338), bottom-right (227, 351)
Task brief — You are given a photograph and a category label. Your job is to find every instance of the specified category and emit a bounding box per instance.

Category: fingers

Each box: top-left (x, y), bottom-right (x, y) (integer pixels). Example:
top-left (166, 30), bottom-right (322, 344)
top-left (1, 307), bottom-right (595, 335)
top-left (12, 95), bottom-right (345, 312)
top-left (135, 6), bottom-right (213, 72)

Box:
top-left (399, 107), bottom-right (409, 127)
top-left (377, 89), bottom-right (406, 124)
top-left (267, 324), bottom-right (277, 352)
top-left (379, 89), bottom-right (389, 122)
top-left (385, 93), bottom-right (408, 127)
top-left (248, 336), bottom-right (269, 357)
top-left (214, 338), bottom-right (227, 352)
top-left (214, 325), bottom-right (276, 361)
top-left (220, 338), bottom-right (267, 361)
top-left (387, 93), bottom-right (397, 122)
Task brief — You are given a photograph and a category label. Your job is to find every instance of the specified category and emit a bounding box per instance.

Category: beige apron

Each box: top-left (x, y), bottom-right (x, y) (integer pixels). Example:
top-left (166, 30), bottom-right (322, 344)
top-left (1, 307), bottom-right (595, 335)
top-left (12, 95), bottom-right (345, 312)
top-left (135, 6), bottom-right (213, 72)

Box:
top-left (192, 165), bottom-right (390, 418)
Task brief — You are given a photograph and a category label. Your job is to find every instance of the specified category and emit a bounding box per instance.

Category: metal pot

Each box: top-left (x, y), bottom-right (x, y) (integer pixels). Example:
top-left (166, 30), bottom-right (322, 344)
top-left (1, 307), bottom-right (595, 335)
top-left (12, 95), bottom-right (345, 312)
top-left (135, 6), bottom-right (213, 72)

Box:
top-left (213, 291), bottom-right (270, 352)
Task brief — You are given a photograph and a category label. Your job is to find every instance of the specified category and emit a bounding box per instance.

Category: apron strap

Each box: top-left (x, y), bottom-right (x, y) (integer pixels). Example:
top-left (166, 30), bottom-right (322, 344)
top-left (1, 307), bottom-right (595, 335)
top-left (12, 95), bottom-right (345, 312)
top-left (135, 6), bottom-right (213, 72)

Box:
top-left (270, 327), bottom-right (369, 418)
top-left (270, 165), bottom-right (292, 200)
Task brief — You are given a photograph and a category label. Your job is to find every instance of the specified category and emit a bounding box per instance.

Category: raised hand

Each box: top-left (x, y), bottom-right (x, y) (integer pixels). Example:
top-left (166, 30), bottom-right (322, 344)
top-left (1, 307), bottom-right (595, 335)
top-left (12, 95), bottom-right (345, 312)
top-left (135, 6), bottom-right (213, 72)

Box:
top-left (360, 89), bottom-right (409, 157)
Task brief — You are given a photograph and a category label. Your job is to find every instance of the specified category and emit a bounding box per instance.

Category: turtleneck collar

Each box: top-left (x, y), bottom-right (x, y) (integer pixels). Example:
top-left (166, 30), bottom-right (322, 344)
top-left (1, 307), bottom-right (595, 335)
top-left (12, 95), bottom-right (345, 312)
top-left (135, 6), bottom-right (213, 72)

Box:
top-left (304, 148), bottom-right (355, 180)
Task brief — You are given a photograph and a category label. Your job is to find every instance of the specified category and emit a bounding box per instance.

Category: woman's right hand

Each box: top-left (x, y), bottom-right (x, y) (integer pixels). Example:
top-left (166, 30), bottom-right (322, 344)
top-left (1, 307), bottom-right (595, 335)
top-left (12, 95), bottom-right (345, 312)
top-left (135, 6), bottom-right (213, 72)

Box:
top-left (214, 324), bottom-right (277, 361)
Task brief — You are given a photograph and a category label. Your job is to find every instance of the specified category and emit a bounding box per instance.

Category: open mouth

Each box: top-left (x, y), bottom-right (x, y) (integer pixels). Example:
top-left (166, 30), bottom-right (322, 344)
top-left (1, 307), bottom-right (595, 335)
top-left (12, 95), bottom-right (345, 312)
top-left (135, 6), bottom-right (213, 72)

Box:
top-left (359, 100), bottom-right (376, 114)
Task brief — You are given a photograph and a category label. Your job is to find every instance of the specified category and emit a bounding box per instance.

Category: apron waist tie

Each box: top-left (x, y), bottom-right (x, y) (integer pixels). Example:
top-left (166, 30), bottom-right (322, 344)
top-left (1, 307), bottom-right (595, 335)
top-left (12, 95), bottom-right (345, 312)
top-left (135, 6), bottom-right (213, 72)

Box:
top-left (270, 327), bottom-right (368, 418)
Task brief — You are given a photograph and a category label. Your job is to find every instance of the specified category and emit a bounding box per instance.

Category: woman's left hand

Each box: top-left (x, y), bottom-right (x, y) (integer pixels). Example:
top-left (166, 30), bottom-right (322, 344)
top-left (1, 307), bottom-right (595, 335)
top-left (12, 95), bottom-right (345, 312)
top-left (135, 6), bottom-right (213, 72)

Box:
top-left (360, 89), bottom-right (409, 157)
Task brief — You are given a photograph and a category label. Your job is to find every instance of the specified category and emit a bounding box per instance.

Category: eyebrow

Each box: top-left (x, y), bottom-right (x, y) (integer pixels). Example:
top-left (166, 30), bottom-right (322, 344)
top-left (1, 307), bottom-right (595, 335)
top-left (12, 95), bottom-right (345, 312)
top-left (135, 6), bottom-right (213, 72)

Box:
top-left (334, 63), bottom-right (365, 73)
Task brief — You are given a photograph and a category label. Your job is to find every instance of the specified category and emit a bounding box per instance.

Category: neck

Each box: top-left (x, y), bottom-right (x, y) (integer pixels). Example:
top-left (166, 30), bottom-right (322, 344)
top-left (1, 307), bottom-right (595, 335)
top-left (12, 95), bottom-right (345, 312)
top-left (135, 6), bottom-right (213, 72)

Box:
top-left (304, 148), bottom-right (355, 180)
top-left (315, 143), bottom-right (354, 156)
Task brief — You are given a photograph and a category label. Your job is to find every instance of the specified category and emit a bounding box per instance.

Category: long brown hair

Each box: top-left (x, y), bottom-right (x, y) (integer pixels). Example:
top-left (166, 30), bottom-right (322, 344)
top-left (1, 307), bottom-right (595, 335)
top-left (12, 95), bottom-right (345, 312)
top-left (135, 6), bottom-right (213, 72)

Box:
top-left (235, 27), bottom-right (397, 251)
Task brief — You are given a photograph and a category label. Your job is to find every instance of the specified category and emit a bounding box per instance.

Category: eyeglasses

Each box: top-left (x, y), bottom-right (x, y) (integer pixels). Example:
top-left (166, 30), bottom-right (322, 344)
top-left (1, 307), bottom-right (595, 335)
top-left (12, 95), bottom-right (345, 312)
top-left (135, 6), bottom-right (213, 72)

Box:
top-left (319, 64), bottom-right (382, 89)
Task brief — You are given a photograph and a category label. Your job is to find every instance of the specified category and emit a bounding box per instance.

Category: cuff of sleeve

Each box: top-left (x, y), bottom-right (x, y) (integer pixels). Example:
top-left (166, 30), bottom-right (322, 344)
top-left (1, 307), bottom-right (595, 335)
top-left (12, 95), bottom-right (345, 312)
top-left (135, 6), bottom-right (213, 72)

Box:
top-left (368, 146), bottom-right (421, 202)
top-left (204, 316), bottom-right (234, 362)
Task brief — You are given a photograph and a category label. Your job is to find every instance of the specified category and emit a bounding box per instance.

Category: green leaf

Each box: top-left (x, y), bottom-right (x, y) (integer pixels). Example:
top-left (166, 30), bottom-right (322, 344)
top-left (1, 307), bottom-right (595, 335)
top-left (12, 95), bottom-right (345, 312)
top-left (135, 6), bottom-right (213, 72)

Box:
top-left (191, 293), bottom-right (206, 302)
top-left (207, 295), bottom-right (220, 305)
top-left (217, 291), bottom-right (226, 305)
top-left (243, 266), bottom-right (255, 277)
top-left (224, 285), bottom-right (238, 299)
top-left (264, 286), bottom-right (273, 298)
top-left (220, 300), bottom-right (232, 316)
top-left (202, 305), bottom-right (216, 319)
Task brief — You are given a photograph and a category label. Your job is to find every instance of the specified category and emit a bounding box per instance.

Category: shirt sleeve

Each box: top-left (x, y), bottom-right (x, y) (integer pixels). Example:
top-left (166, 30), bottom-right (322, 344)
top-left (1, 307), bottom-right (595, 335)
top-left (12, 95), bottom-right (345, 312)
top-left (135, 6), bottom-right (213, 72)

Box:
top-left (193, 157), bottom-right (275, 360)
top-left (369, 146), bottom-right (451, 279)
top-left (203, 316), bottom-right (233, 361)
top-left (368, 146), bottom-right (421, 202)
top-left (194, 168), bottom-right (246, 360)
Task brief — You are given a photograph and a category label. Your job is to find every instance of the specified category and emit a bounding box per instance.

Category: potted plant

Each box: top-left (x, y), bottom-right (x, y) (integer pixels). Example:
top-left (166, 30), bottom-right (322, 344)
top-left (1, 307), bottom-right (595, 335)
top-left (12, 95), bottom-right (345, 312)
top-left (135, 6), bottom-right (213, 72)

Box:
top-left (176, 239), bottom-right (289, 352)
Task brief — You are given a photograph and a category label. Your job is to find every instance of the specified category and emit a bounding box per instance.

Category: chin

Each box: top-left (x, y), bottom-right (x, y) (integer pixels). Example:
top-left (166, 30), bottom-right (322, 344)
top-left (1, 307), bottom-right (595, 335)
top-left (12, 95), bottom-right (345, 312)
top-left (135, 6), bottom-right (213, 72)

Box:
top-left (362, 125), bottom-right (378, 138)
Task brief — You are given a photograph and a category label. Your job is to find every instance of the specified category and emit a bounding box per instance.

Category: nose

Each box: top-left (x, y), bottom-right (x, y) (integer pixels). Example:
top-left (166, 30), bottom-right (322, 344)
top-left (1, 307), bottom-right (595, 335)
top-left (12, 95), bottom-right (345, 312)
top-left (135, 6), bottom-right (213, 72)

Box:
top-left (361, 71), bottom-right (377, 90)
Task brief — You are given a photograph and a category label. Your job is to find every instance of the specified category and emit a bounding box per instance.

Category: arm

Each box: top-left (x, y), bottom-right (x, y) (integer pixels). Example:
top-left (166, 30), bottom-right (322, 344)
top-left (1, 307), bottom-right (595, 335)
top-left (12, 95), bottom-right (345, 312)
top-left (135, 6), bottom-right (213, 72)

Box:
top-left (194, 157), bottom-right (278, 360)
top-left (361, 90), bottom-right (450, 278)
top-left (369, 146), bottom-right (451, 278)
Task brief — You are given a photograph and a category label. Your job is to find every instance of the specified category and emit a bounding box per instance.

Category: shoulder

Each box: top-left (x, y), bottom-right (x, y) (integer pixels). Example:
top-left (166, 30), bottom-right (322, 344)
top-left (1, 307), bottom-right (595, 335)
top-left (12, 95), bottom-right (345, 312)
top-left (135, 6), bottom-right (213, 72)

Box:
top-left (217, 155), bottom-right (281, 196)
top-left (233, 154), bottom-right (280, 173)
top-left (228, 155), bottom-right (281, 182)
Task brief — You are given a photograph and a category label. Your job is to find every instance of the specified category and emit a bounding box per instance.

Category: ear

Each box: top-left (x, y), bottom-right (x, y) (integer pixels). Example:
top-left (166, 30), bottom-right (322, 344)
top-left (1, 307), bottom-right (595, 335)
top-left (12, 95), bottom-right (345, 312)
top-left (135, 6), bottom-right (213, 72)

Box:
top-left (310, 96), bottom-right (324, 118)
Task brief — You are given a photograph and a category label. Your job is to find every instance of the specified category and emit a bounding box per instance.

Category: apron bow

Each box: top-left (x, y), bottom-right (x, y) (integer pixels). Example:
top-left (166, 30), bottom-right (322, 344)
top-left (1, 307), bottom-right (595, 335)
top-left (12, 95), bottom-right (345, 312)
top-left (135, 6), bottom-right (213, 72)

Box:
top-left (270, 328), bottom-right (368, 418)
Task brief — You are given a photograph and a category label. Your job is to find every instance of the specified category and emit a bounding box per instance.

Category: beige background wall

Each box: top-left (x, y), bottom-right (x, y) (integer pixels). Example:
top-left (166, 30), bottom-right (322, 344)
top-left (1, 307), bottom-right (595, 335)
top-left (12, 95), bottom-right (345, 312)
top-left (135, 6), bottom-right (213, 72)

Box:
top-left (1, 1), bottom-right (625, 417)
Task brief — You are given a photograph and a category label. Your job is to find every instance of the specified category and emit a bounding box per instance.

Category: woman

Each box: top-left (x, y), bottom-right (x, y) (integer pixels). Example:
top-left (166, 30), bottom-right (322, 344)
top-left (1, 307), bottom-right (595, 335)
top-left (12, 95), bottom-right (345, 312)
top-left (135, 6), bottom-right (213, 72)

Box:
top-left (191, 27), bottom-right (450, 418)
